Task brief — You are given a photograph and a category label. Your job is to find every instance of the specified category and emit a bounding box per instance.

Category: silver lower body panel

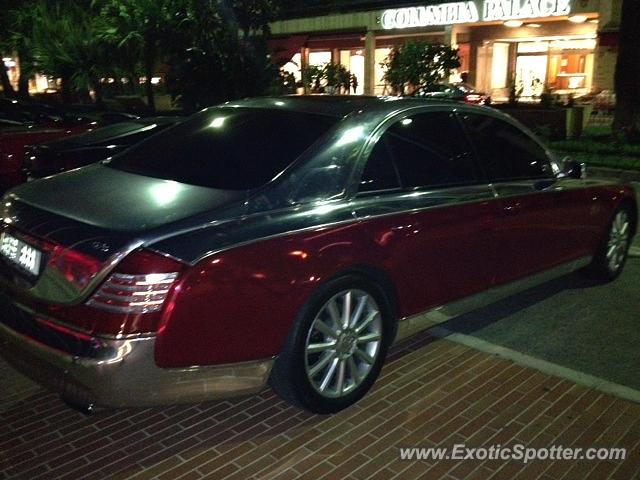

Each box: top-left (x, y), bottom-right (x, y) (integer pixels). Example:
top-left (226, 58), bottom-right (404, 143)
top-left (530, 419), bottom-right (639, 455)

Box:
top-left (0, 321), bottom-right (273, 408)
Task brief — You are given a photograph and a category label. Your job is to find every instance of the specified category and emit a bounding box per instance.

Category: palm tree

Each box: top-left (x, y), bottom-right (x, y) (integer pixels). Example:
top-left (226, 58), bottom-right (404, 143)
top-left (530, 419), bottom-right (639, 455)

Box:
top-left (30, 0), bottom-right (111, 105)
top-left (97, 0), bottom-right (188, 112)
top-left (0, 0), bottom-right (36, 98)
top-left (7, 4), bottom-right (38, 99)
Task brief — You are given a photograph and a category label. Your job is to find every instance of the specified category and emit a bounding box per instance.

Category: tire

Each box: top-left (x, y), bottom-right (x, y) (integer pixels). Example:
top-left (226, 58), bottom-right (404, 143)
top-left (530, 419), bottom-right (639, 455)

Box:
top-left (586, 206), bottom-right (633, 282)
top-left (269, 275), bottom-right (394, 414)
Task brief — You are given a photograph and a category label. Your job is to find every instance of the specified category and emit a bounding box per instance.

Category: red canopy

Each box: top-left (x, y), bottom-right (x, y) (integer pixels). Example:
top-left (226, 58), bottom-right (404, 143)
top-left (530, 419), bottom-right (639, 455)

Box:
top-left (268, 35), bottom-right (309, 65)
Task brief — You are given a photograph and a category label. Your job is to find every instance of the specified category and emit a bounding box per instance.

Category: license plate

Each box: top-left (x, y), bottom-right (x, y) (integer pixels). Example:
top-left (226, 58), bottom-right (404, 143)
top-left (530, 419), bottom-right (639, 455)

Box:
top-left (0, 232), bottom-right (43, 277)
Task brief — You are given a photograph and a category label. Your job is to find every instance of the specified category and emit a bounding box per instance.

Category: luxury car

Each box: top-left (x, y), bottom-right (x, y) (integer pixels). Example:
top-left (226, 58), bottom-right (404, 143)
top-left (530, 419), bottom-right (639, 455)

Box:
top-left (0, 124), bottom-right (94, 193)
top-left (0, 97), bottom-right (139, 127)
top-left (23, 116), bottom-right (183, 180)
top-left (0, 97), bottom-right (635, 414)
top-left (420, 83), bottom-right (490, 104)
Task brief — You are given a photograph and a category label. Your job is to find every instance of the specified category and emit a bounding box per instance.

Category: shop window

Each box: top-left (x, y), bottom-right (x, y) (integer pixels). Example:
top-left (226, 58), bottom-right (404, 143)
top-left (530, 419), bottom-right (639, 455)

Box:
top-left (548, 51), bottom-right (592, 91)
top-left (491, 43), bottom-right (510, 90)
top-left (339, 50), bottom-right (365, 95)
top-left (374, 48), bottom-right (392, 95)
top-left (515, 55), bottom-right (548, 97)
top-left (281, 53), bottom-right (302, 84)
top-left (308, 51), bottom-right (331, 67)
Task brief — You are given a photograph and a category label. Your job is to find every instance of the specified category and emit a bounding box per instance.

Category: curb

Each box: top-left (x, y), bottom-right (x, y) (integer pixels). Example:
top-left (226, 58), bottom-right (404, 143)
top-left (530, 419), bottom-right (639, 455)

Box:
top-left (430, 327), bottom-right (640, 405)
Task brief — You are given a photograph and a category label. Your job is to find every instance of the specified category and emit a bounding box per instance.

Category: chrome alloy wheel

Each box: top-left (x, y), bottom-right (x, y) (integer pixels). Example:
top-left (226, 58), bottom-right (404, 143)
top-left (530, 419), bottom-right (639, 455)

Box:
top-left (606, 210), bottom-right (630, 272)
top-left (304, 289), bottom-right (383, 399)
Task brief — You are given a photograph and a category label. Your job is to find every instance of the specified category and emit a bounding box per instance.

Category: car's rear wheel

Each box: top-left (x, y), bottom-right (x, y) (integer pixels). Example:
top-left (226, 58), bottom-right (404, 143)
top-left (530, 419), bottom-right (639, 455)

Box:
top-left (587, 206), bottom-right (632, 281)
top-left (269, 276), bottom-right (393, 413)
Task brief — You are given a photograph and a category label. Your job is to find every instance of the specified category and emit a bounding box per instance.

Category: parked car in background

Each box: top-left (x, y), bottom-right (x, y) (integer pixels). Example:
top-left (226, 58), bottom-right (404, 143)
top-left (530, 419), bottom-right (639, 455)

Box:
top-left (0, 97), bottom-right (139, 129)
top-left (0, 97), bottom-right (635, 414)
top-left (24, 117), bottom-right (183, 180)
top-left (0, 124), bottom-right (93, 192)
top-left (0, 118), bottom-right (26, 130)
top-left (420, 83), bottom-right (490, 104)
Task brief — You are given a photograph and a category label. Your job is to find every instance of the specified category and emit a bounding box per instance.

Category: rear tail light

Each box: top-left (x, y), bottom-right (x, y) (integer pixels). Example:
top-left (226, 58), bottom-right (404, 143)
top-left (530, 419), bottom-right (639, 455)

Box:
top-left (87, 272), bottom-right (179, 313)
top-left (49, 247), bottom-right (102, 290)
top-left (48, 249), bottom-right (186, 335)
top-left (86, 249), bottom-right (183, 315)
top-left (464, 94), bottom-right (484, 104)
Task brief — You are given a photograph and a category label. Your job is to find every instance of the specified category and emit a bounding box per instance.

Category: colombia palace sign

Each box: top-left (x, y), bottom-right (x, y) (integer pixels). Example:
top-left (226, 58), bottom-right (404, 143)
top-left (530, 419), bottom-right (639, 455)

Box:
top-left (380, 0), bottom-right (572, 29)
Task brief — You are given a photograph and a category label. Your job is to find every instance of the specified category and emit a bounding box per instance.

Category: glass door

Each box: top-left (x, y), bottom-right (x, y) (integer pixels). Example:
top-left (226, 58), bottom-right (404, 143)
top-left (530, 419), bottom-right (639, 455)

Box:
top-left (515, 55), bottom-right (548, 98)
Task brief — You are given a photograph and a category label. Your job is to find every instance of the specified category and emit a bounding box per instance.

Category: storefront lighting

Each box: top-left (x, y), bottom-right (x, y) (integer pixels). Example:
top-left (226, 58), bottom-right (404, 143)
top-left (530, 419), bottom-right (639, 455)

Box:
top-left (568, 15), bottom-right (588, 23)
top-left (504, 20), bottom-right (523, 28)
top-left (526, 23), bottom-right (542, 28)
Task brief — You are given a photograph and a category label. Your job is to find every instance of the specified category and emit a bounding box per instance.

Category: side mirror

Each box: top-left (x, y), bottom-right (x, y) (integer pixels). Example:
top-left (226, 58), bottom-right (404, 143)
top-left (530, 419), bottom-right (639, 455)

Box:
top-left (559, 157), bottom-right (586, 180)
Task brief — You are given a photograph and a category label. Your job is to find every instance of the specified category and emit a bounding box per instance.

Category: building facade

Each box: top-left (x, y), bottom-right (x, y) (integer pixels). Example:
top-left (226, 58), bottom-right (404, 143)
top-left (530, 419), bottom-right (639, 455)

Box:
top-left (270, 0), bottom-right (623, 99)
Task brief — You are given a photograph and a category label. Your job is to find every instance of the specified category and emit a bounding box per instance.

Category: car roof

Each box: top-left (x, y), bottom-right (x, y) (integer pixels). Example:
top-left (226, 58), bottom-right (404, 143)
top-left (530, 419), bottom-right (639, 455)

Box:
top-left (137, 116), bottom-right (184, 125)
top-left (217, 95), bottom-right (472, 118)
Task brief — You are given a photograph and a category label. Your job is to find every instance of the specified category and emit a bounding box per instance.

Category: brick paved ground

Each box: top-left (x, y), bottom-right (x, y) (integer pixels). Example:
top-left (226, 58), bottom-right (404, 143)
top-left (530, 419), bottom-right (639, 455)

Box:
top-left (1, 331), bottom-right (639, 480)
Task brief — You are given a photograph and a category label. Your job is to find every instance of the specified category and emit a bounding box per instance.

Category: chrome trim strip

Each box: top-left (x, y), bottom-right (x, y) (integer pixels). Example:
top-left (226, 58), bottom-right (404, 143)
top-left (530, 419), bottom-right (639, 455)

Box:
top-left (394, 256), bottom-right (592, 344)
top-left (189, 185), bottom-right (499, 265)
top-left (15, 238), bottom-right (145, 306)
top-left (0, 322), bottom-right (274, 408)
top-left (190, 214), bottom-right (359, 266)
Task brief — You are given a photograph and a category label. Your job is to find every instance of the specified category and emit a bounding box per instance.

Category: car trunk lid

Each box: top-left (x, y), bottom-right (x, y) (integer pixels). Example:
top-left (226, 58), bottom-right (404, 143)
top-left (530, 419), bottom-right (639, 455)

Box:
top-left (0, 163), bottom-right (244, 305)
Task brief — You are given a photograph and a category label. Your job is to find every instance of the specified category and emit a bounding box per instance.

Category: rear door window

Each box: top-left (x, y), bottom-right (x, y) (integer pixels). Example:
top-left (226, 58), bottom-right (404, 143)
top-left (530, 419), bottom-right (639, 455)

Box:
top-left (461, 113), bottom-right (553, 181)
top-left (360, 111), bottom-right (479, 192)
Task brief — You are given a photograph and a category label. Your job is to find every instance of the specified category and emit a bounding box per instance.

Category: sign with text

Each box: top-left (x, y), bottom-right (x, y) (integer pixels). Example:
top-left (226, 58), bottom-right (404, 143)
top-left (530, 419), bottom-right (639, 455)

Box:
top-left (381, 0), bottom-right (572, 29)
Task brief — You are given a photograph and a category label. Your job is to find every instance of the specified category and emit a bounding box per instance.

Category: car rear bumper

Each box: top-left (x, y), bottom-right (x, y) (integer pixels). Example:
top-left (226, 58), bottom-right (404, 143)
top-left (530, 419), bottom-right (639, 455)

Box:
top-left (0, 304), bottom-right (274, 409)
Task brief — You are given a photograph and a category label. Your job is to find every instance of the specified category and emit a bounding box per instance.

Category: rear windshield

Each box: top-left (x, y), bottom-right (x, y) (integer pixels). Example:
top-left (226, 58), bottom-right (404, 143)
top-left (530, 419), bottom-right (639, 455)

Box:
top-left (108, 108), bottom-right (339, 190)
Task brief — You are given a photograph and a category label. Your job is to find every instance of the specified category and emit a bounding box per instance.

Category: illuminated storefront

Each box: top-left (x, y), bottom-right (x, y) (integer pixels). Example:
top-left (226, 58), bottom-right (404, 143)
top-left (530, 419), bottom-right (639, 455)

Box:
top-left (270, 0), bottom-right (621, 100)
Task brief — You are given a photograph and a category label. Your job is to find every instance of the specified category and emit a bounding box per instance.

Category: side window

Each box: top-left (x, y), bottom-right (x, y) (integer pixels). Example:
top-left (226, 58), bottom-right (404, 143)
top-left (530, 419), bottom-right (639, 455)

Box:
top-left (359, 138), bottom-right (401, 192)
top-left (361, 112), bottom-right (478, 192)
top-left (462, 113), bottom-right (553, 181)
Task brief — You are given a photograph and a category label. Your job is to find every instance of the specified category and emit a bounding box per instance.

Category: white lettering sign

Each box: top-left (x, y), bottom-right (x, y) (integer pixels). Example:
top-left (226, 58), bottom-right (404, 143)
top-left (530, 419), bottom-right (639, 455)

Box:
top-left (381, 2), bottom-right (480, 29)
top-left (381, 0), bottom-right (572, 29)
top-left (483, 0), bottom-right (571, 21)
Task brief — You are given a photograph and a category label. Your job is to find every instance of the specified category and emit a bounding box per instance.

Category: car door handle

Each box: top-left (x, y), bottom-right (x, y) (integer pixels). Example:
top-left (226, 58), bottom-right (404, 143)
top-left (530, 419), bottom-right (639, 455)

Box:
top-left (534, 179), bottom-right (557, 191)
top-left (503, 203), bottom-right (522, 215)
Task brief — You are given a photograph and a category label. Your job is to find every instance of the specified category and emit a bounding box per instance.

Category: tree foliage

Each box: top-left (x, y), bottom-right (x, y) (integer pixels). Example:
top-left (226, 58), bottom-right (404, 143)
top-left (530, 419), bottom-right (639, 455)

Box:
top-left (164, 0), bottom-right (281, 112)
top-left (381, 41), bottom-right (460, 96)
top-left (302, 62), bottom-right (356, 94)
top-left (95, 0), bottom-right (190, 111)
top-left (29, 1), bottom-right (111, 104)
top-left (0, 0), bottom-right (284, 110)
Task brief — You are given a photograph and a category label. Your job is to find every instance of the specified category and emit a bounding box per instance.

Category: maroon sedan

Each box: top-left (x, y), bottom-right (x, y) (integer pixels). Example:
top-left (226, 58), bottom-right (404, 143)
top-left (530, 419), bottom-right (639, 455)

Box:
top-left (0, 97), bottom-right (636, 413)
top-left (0, 124), bottom-right (94, 192)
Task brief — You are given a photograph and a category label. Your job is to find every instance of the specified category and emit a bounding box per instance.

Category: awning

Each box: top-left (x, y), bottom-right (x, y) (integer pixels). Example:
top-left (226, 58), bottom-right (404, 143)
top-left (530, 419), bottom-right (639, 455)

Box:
top-left (268, 35), bottom-right (308, 65)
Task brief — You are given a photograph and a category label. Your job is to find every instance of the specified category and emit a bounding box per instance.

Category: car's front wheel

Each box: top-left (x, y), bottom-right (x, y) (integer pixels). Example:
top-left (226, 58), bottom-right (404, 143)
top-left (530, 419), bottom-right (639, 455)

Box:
top-left (269, 276), bottom-right (393, 413)
top-left (588, 206), bottom-right (633, 281)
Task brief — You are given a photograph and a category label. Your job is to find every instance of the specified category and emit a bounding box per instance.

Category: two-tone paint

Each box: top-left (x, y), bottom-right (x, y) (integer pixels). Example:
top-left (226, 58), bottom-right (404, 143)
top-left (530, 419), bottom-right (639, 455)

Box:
top-left (0, 97), bottom-right (636, 408)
